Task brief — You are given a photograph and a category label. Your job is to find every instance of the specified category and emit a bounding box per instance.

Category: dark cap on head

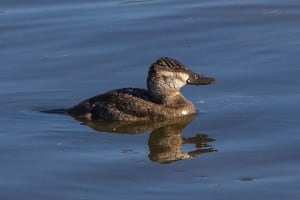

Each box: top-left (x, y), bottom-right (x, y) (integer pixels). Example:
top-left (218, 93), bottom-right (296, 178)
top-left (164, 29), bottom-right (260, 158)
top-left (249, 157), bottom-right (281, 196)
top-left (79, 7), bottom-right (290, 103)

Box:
top-left (149, 57), bottom-right (190, 73)
top-left (148, 57), bottom-right (215, 85)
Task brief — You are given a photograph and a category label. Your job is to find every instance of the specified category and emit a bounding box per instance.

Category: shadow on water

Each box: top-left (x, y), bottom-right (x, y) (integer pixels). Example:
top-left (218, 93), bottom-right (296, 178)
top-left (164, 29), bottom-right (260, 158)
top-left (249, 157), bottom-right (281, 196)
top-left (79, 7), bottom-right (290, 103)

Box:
top-left (73, 114), bottom-right (217, 164)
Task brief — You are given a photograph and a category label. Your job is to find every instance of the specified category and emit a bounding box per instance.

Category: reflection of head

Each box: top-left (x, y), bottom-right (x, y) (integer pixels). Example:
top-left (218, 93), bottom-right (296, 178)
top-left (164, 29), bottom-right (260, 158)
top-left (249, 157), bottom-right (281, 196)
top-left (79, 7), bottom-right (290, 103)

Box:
top-left (148, 126), bottom-right (189, 164)
top-left (148, 126), bottom-right (216, 164)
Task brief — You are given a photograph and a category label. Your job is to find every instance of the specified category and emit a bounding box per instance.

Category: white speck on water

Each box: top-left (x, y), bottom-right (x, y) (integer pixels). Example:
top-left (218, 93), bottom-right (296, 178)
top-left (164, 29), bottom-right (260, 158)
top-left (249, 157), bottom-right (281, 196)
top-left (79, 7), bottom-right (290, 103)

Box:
top-left (56, 142), bottom-right (63, 148)
top-left (263, 9), bottom-right (281, 15)
top-left (198, 100), bottom-right (205, 104)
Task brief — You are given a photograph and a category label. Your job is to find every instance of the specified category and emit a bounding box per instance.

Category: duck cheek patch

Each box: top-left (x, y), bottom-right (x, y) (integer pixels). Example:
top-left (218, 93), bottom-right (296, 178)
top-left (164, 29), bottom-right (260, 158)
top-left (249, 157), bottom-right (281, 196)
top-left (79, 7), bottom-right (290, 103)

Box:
top-left (174, 73), bottom-right (189, 88)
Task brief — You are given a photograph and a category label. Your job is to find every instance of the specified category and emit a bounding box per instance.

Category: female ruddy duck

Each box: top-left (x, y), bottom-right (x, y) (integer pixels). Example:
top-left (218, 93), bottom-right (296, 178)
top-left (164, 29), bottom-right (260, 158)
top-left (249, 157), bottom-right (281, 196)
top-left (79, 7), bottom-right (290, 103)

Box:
top-left (67, 57), bottom-right (215, 121)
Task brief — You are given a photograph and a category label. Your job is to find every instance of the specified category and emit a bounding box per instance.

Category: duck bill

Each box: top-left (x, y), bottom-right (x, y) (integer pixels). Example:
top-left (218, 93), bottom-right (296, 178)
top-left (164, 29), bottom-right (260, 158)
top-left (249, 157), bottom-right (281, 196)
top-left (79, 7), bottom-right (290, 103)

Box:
top-left (187, 72), bottom-right (215, 85)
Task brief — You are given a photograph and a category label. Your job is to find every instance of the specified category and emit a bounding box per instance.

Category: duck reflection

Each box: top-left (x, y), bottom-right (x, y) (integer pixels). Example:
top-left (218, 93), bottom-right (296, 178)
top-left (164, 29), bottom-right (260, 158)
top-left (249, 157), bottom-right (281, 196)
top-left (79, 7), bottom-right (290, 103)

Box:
top-left (148, 127), bottom-right (216, 164)
top-left (74, 114), bottom-right (216, 164)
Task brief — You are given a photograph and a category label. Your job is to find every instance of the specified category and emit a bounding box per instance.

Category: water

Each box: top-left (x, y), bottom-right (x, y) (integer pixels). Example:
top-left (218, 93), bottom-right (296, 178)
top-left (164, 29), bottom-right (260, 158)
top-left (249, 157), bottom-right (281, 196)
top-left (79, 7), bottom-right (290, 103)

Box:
top-left (1, 0), bottom-right (299, 199)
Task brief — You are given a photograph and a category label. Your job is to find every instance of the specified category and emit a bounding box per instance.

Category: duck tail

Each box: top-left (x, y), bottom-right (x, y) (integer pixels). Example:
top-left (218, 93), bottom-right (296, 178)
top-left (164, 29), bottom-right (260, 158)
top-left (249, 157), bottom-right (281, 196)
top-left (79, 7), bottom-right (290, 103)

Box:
top-left (41, 108), bottom-right (68, 115)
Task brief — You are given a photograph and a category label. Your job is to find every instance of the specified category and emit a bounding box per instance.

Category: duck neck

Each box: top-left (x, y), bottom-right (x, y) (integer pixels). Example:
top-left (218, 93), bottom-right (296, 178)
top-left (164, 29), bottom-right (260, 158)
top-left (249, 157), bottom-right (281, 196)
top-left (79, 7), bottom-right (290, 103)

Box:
top-left (150, 90), bottom-right (188, 106)
top-left (147, 75), bottom-right (187, 105)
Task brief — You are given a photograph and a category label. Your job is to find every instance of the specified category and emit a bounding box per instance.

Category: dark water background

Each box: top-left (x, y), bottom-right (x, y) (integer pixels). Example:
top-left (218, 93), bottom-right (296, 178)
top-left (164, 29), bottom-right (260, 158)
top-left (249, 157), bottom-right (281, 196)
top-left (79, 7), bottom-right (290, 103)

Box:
top-left (1, 0), bottom-right (299, 199)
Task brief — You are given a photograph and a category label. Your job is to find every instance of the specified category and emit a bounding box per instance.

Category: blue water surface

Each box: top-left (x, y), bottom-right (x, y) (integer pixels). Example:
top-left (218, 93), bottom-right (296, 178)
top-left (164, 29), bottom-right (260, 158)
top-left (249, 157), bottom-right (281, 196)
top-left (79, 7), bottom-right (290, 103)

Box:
top-left (0, 0), bottom-right (299, 199)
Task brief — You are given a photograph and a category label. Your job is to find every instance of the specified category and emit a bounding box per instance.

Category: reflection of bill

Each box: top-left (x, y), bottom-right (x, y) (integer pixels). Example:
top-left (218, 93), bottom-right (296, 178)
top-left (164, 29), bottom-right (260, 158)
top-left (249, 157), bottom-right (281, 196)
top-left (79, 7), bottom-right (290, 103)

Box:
top-left (74, 114), bottom-right (216, 164)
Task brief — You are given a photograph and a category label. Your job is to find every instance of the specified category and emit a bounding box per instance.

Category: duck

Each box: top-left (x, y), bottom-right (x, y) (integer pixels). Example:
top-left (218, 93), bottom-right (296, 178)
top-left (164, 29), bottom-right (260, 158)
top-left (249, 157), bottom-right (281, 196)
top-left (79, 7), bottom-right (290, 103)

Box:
top-left (66, 57), bottom-right (215, 121)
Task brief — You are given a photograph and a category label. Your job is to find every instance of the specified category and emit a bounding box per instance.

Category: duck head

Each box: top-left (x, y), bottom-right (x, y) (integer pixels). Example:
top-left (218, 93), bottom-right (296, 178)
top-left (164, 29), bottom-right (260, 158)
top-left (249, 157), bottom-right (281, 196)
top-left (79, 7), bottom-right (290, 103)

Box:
top-left (147, 57), bottom-right (215, 103)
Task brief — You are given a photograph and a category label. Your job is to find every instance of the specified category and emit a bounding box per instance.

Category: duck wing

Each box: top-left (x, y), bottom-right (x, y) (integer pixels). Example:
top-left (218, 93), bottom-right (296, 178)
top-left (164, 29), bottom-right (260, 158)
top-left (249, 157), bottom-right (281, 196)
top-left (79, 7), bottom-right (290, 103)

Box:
top-left (67, 88), bottom-right (163, 121)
